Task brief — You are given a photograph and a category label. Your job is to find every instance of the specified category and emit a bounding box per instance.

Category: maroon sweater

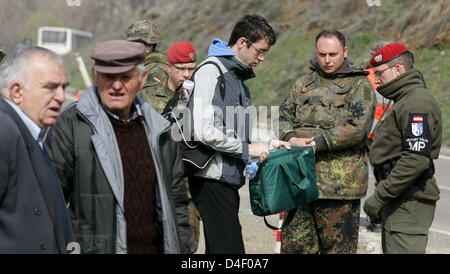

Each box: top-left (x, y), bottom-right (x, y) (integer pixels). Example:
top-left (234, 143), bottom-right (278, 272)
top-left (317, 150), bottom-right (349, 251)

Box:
top-left (109, 116), bottom-right (160, 254)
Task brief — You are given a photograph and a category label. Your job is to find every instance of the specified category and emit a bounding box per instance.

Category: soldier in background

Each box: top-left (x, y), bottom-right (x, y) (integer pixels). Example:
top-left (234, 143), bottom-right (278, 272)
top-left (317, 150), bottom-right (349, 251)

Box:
top-left (162, 41), bottom-right (197, 114)
top-left (162, 41), bottom-right (201, 254)
top-left (127, 20), bottom-right (169, 113)
top-left (279, 30), bottom-right (375, 254)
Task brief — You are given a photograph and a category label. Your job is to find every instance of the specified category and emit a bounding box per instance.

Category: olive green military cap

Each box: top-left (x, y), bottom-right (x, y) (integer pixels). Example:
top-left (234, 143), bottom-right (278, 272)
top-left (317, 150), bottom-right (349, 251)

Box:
top-left (126, 20), bottom-right (160, 45)
top-left (370, 41), bottom-right (392, 56)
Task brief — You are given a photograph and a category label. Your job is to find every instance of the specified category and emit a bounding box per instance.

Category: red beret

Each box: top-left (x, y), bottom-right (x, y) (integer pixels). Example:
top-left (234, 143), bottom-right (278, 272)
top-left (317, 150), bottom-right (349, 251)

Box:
top-left (370, 43), bottom-right (411, 67)
top-left (166, 42), bottom-right (197, 64)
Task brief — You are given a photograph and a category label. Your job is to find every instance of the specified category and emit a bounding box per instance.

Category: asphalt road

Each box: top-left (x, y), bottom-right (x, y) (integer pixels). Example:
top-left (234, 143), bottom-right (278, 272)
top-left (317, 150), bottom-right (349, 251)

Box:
top-left (361, 155), bottom-right (450, 237)
top-left (431, 155), bottom-right (450, 234)
top-left (196, 154), bottom-right (450, 254)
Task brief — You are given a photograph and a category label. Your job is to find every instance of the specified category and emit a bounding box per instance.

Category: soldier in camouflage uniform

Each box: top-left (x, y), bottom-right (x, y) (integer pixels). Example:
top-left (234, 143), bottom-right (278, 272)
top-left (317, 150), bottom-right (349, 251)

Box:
top-left (279, 30), bottom-right (375, 254)
top-left (127, 20), bottom-right (170, 113)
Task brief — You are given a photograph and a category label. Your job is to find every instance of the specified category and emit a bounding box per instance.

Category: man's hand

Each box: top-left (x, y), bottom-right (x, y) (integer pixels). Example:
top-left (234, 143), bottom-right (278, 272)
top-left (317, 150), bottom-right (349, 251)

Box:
top-left (363, 193), bottom-right (386, 224)
top-left (288, 137), bottom-right (315, 147)
top-left (270, 139), bottom-right (291, 150)
top-left (248, 143), bottom-right (269, 163)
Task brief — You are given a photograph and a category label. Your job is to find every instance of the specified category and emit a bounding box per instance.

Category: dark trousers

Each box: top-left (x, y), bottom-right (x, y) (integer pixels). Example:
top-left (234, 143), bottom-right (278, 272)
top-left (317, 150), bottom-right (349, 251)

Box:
top-left (381, 198), bottom-right (436, 254)
top-left (188, 176), bottom-right (245, 254)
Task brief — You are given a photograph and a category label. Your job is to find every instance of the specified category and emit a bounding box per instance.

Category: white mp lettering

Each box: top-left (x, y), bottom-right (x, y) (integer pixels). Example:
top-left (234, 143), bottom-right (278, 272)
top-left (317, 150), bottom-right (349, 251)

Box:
top-left (409, 141), bottom-right (426, 152)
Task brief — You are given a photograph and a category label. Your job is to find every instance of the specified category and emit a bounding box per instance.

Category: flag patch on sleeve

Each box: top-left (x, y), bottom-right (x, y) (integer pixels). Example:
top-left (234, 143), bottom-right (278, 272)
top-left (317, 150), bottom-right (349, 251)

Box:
top-left (412, 116), bottom-right (423, 122)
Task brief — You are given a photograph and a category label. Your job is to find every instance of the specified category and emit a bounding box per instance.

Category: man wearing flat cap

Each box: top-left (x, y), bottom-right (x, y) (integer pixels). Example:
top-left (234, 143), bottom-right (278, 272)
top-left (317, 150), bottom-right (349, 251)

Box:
top-left (363, 43), bottom-right (442, 253)
top-left (45, 40), bottom-right (191, 254)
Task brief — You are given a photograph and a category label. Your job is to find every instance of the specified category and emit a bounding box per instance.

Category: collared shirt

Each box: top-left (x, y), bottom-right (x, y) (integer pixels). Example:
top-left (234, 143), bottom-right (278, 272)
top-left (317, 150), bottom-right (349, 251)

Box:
top-left (102, 102), bottom-right (144, 123)
top-left (4, 98), bottom-right (45, 148)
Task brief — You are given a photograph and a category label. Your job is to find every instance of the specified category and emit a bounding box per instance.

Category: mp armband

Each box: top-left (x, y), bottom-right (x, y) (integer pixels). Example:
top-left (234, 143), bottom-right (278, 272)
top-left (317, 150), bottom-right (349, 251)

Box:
top-left (402, 113), bottom-right (432, 158)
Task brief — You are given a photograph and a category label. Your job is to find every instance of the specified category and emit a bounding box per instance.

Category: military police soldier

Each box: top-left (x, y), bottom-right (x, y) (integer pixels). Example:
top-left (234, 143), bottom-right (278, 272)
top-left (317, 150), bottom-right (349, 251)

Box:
top-left (127, 20), bottom-right (169, 113)
top-left (279, 30), bottom-right (375, 254)
top-left (363, 43), bottom-right (442, 254)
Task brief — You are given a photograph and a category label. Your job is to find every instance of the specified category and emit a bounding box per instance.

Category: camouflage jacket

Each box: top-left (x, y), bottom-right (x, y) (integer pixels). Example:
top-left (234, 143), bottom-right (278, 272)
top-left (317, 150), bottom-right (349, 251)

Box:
top-left (279, 61), bottom-right (374, 199)
top-left (139, 51), bottom-right (171, 113)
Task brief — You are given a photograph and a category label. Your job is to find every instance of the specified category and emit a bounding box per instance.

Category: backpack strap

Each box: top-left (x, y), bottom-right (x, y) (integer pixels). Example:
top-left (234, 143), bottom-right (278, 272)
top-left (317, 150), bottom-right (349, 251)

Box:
top-left (263, 208), bottom-right (297, 230)
top-left (194, 60), bottom-right (226, 101)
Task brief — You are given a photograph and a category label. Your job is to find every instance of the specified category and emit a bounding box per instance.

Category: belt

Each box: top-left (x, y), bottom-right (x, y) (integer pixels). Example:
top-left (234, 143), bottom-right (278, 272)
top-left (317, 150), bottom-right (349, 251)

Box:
top-left (373, 158), bottom-right (434, 185)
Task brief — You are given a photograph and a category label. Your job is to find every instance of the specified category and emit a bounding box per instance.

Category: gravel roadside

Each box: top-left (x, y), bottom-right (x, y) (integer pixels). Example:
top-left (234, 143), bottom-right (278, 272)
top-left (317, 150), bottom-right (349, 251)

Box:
top-left (195, 182), bottom-right (450, 254)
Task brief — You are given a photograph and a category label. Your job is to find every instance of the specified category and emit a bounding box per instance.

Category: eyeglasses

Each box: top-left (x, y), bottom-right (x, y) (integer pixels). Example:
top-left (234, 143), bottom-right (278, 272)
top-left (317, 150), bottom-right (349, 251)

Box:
top-left (245, 38), bottom-right (269, 57)
top-left (374, 65), bottom-right (395, 78)
top-left (171, 63), bottom-right (196, 73)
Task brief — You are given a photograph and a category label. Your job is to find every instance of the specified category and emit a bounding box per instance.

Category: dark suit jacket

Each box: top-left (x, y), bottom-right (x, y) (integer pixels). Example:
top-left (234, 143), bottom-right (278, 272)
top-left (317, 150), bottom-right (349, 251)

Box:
top-left (0, 98), bottom-right (72, 254)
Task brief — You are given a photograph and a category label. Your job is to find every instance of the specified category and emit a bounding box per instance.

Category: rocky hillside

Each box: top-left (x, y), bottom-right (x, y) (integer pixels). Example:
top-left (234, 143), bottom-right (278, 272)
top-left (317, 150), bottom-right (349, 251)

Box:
top-left (0, 0), bottom-right (449, 143)
top-left (1, 0), bottom-right (448, 52)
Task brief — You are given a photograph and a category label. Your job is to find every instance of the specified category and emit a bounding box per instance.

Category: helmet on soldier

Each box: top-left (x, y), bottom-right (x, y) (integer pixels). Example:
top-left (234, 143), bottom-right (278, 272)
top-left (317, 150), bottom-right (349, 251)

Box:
top-left (360, 41), bottom-right (392, 69)
top-left (370, 41), bottom-right (392, 57)
top-left (126, 20), bottom-right (160, 45)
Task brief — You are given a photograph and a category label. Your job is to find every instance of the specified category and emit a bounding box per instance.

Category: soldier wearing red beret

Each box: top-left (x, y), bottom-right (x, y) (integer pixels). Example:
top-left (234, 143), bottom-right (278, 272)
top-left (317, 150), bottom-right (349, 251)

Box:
top-left (364, 43), bottom-right (443, 253)
top-left (139, 41), bottom-right (197, 114)
top-left (162, 41), bottom-right (201, 254)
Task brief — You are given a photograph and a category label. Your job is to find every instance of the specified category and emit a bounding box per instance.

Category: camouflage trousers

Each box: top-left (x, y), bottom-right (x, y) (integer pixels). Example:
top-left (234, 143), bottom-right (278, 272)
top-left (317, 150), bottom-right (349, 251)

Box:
top-left (281, 199), bottom-right (360, 254)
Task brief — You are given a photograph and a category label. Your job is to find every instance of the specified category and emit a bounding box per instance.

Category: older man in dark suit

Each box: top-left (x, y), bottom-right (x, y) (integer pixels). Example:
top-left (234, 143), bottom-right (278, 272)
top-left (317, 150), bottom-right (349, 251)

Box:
top-left (0, 46), bottom-right (73, 253)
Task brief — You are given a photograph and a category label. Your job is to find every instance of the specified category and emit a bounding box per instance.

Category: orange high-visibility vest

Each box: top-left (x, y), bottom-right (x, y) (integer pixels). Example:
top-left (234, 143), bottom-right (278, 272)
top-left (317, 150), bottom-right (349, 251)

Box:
top-left (365, 67), bottom-right (393, 139)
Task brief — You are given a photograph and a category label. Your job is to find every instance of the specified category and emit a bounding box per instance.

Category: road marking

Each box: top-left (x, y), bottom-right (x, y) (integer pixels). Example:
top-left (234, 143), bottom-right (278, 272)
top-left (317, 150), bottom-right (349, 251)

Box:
top-left (430, 228), bottom-right (450, 237)
top-left (361, 216), bottom-right (450, 237)
top-left (440, 155), bottom-right (450, 160)
top-left (369, 174), bottom-right (450, 191)
top-left (440, 185), bottom-right (450, 191)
